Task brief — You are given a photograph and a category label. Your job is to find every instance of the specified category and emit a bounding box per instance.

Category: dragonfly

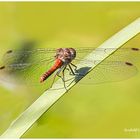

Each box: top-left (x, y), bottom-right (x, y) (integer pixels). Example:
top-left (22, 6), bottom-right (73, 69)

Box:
top-left (0, 46), bottom-right (139, 90)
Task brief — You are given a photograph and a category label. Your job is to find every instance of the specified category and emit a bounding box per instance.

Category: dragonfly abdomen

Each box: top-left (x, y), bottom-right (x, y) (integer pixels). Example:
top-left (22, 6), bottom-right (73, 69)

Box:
top-left (40, 59), bottom-right (63, 83)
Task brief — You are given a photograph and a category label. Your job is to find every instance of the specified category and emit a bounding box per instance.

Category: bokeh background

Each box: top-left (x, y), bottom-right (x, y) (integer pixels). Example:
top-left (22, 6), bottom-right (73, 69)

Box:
top-left (0, 2), bottom-right (140, 138)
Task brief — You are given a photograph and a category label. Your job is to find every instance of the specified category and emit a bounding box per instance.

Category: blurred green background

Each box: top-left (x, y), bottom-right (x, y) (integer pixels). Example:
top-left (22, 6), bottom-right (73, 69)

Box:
top-left (0, 2), bottom-right (140, 138)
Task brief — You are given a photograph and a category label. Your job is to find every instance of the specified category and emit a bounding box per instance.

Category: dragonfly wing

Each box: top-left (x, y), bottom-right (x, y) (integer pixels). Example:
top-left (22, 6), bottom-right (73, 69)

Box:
top-left (3, 46), bottom-right (140, 66)
top-left (75, 60), bottom-right (138, 84)
top-left (1, 46), bottom-right (140, 87)
top-left (0, 48), bottom-right (57, 86)
top-left (71, 46), bottom-right (140, 84)
top-left (2, 48), bottom-right (56, 66)
top-left (0, 58), bottom-right (55, 86)
top-left (75, 47), bottom-right (140, 64)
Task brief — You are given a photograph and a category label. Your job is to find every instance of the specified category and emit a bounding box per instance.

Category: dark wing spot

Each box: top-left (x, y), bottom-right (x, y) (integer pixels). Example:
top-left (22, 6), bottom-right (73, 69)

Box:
top-left (131, 48), bottom-right (139, 51)
top-left (125, 62), bottom-right (133, 66)
top-left (6, 50), bottom-right (13, 54)
top-left (0, 66), bottom-right (5, 70)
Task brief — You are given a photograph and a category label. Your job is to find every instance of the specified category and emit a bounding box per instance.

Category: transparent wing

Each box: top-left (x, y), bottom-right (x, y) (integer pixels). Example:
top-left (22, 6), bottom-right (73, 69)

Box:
top-left (3, 46), bottom-right (140, 66)
top-left (0, 48), bottom-right (56, 87)
top-left (2, 48), bottom-right (56, 66)
top-left (72, 47), bottom-right (140, 84)
top-left (73, 61), bottom-right (138, 85)
top-left (75, 47), bottom-right (140, 64)
top-left (0, 58), bottom-right (56, 88)
top-left (0, 46), bottom-right (140, 88)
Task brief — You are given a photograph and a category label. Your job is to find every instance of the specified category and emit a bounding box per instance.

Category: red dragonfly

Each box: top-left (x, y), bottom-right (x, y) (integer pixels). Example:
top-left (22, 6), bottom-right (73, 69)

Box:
top-left (0, 47), bottom-right (139, 90)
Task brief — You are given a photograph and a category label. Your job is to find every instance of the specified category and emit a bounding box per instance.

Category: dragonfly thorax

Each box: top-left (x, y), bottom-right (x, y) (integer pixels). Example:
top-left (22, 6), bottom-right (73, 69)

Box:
top-left (55, 48), bottom-right (76, 64)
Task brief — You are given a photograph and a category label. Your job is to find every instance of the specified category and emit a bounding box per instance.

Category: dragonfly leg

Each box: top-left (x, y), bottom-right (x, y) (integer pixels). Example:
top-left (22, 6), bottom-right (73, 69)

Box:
top-left (68, 64), bottom-right (76, 75)
top-left (56, 66), bottom-right (67, 91)
top-left (49, 66), bottom-right (63, 88)
top-left (50, 65), bottom-right (74, 91)
top-left (50, 72), bottom-right (57, 88)
top-left (65, 63), bottom-right (77, 75)
top-left (65, 67), bottom-right (73, 76)
top-left (50, 68), bottom-right (63, 88)
top-left (62, 66), bottom-right (67, 91)
top-left (70, 63), bottom-right (77, 71)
